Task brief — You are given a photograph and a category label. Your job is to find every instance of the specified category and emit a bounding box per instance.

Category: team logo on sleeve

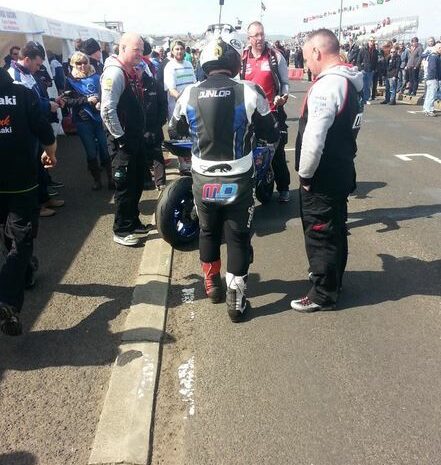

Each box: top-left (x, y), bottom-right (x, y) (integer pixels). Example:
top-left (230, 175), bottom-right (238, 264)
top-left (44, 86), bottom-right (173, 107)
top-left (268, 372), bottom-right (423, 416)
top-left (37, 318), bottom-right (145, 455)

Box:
top-left (102, 78), bottom-right (113, 91)
top-left (0, 115), bottom-right (12, 133)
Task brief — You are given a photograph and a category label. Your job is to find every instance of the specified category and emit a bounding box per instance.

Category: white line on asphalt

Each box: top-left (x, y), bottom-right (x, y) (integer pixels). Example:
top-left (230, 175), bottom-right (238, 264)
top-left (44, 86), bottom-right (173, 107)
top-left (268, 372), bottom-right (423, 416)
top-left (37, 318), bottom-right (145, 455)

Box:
top-left (178, 356), bottom-right (195, 419)
top-left (285, 148), bottom-right (295, 151)
top-left (407, 110), bottom-right (425, 114)
top-left (181, 288), bottom-right (195, 304)
top-left (395, 153), bottom-right (441, 164)
top-left (289, 94), bottom-right (297, 99)
top-left (137, 355), bottom-right (155, 399)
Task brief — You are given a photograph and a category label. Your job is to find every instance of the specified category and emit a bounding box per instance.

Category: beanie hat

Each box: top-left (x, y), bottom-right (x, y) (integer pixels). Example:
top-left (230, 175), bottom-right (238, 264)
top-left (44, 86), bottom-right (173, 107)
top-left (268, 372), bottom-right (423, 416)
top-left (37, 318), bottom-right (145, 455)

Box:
top-left (84, 38), bottom-right (100, 56)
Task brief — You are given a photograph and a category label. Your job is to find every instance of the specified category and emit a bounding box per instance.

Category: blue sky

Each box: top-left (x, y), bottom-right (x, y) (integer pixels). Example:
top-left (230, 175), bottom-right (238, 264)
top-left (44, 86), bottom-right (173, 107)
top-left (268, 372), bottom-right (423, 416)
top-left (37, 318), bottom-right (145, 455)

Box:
top-left (1, 0), bottom-right (439, 36)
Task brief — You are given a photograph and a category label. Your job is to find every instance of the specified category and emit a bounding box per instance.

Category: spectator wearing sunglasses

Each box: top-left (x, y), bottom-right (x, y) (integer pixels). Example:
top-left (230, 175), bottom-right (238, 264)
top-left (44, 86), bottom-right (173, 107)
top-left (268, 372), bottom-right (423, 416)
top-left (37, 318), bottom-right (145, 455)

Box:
top-left (62, 52), bottom-right (113, 190)
top-left (3, 46), bottom-right (20, 70)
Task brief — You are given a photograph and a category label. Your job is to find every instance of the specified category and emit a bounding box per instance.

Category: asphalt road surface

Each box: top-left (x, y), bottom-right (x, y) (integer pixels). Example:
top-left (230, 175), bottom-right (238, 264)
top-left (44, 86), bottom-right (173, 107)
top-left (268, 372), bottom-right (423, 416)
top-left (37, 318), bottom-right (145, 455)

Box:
top-left (151, 82), bottom-right (441, 465)
top-left (0, 136), bottom-right (158, 465)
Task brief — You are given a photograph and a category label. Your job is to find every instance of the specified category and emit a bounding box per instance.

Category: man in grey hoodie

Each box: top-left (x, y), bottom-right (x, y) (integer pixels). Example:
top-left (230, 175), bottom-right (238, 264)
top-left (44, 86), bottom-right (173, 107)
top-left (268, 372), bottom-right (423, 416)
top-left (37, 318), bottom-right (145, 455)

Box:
top-left (291, 29), bottom-right (364, 313)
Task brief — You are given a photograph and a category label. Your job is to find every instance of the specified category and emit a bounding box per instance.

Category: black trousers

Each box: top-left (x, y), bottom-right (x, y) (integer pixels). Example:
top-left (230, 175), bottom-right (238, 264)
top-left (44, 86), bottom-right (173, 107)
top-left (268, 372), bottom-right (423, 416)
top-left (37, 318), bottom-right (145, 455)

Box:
top-left (300, 187), bottom-right (348, 305)
top-left (111, 141), bottom-right (147, 235)
top-left (272, 110), bottom-right (291, 192)
top-left (145, 143), bottom-right (166, 187)
top-left (371, 71), bottom-right (379, 99)
top-left (408, 66), bottom-right (420, 95)
top-left (0, 190), bottom-right (39, 311)
top-left (196, 196), bottom-right (254, 276)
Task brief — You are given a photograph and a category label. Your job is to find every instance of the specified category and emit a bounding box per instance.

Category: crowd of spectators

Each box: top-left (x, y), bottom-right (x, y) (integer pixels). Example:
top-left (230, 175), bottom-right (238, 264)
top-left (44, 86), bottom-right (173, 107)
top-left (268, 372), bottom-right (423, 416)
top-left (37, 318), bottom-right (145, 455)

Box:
top-left (291, 17), bottom-right (394, 47)
top-left (1, 28), bottom-right (439, 220)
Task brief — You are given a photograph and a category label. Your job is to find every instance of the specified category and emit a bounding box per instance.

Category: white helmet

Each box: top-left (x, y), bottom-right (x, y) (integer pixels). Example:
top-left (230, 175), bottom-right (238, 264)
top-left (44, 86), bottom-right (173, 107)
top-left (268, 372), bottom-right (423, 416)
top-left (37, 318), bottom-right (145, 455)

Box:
top-left (200, 24), bottom-right (243, 76)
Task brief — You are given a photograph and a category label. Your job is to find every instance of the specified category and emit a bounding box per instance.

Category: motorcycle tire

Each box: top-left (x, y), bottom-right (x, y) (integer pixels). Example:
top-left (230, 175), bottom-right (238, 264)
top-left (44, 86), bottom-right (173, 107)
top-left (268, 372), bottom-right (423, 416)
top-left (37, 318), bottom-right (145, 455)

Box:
top-left (155, 176), bottom-right (199, 248)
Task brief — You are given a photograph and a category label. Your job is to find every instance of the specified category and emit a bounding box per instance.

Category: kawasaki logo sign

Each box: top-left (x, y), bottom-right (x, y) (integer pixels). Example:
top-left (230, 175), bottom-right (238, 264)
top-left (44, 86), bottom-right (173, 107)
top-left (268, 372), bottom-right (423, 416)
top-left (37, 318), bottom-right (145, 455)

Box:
top-left (0, 96), bottom-right (17, 105)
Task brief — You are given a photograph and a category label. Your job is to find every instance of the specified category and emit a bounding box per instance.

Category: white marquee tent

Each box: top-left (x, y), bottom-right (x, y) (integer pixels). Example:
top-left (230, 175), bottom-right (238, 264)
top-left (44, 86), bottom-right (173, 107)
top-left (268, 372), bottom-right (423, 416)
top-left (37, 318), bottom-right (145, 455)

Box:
top-left (0, 5), bottom-right (121, 131)
top-left (0, 6), bottom-right (120, 89)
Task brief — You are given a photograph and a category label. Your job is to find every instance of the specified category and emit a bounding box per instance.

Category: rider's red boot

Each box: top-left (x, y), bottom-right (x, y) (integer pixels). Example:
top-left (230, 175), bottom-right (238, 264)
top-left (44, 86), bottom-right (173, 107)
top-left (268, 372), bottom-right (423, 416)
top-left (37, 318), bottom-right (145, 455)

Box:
top-left (201, 260), bottom-right (223, 303)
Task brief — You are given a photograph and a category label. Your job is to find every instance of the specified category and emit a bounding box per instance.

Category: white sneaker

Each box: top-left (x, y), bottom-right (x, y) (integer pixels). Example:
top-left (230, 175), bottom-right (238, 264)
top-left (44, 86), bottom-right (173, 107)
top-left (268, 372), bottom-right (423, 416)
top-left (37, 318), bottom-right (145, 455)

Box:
top-left (365, 101), bottom-right (371, 105)
top-left (290, 296), bottom-right (335, 313)
top-left (113, 234), bottom-right (140, 246)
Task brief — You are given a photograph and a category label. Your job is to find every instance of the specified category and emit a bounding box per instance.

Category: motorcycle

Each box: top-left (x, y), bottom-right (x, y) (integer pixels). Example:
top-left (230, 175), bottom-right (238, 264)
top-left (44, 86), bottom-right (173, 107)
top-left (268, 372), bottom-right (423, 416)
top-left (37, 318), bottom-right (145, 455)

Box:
top-left (155, 140), bottom-right (275, 248)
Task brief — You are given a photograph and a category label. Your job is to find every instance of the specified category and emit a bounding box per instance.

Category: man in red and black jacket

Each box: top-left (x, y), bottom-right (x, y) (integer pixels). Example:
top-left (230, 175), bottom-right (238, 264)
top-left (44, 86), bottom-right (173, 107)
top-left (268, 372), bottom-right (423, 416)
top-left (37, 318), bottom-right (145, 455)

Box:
top-left (0, 68), bottom-right (56, 335)
top-left (241, 21), bottom-right (291, 203)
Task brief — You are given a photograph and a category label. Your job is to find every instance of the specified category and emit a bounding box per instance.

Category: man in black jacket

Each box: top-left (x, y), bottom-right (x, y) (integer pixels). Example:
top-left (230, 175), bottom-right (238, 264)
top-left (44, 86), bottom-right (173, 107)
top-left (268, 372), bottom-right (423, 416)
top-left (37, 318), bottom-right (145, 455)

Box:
top-left (381, 47), bottom-right (401, 105)
top-left (3, 46), bottom-right (20, 70)
top-left (347, 38), bottom-right (359, 65)
top-left (0, 68), bottom-right (56, 335)
top-left (84, 38), bottom-right (104, 75)
top-left (136, 60), bottom-right (168, 189)
top-left (357, 37), bottom-right (379, 104)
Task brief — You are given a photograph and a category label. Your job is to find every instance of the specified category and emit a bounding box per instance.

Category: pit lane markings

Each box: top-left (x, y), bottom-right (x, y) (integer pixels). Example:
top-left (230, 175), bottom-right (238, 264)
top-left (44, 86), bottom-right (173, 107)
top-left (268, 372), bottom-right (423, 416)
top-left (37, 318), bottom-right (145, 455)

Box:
top-left (395, 153), bottom-right (441, 164)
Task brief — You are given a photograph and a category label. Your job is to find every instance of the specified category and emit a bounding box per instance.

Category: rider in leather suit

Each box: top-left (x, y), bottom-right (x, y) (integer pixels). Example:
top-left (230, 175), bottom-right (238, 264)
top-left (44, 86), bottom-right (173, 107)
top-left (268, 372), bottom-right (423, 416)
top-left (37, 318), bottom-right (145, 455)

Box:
top-left (169, 27), bottom-right (279, 322)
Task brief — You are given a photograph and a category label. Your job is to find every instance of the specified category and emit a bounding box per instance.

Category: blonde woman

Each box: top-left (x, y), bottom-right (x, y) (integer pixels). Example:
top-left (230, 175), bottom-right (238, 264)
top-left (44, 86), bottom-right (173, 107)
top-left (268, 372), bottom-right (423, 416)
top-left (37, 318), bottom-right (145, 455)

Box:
top-left (62, 52), bottom-right (113, 190)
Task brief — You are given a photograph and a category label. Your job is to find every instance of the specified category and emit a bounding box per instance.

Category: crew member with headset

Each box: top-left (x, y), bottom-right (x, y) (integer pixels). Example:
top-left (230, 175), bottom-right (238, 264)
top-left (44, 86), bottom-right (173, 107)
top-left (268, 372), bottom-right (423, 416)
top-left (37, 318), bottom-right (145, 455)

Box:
top-left (0, 68), bottom-right (57, 336)
top-left (170, 28), bottom-right (279, 322)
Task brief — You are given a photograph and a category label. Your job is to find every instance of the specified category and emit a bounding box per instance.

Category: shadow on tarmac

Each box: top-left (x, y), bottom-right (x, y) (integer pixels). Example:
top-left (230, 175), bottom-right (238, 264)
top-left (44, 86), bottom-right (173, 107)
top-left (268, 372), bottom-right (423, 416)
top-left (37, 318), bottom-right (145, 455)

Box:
top-left (348, 204), bottom-right (441, 233)
top-left (0, 283), bottom-right (175, 373)
top-left (0, 137), bottom-right (163, 376)
top-left (350, 181), bottom-right (388, 199)
top-left (138, 197), bottom-right (159, 217)
top-left (244, 253), bottom-right (441, 317)
top-left (254, 189), bottom-right (300, 237)
top-left (339, 253), bottom-right (441, 310)
top-left (246, 273), bottom-right (309, 319)
top-left (0, 452), bottom-right (37, 465)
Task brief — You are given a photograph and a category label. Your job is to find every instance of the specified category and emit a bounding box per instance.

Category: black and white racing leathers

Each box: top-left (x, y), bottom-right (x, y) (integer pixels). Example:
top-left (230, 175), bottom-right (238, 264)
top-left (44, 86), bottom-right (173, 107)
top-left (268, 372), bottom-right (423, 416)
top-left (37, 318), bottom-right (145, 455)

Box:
top-left (170, 72), bottom-right (279, 293)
